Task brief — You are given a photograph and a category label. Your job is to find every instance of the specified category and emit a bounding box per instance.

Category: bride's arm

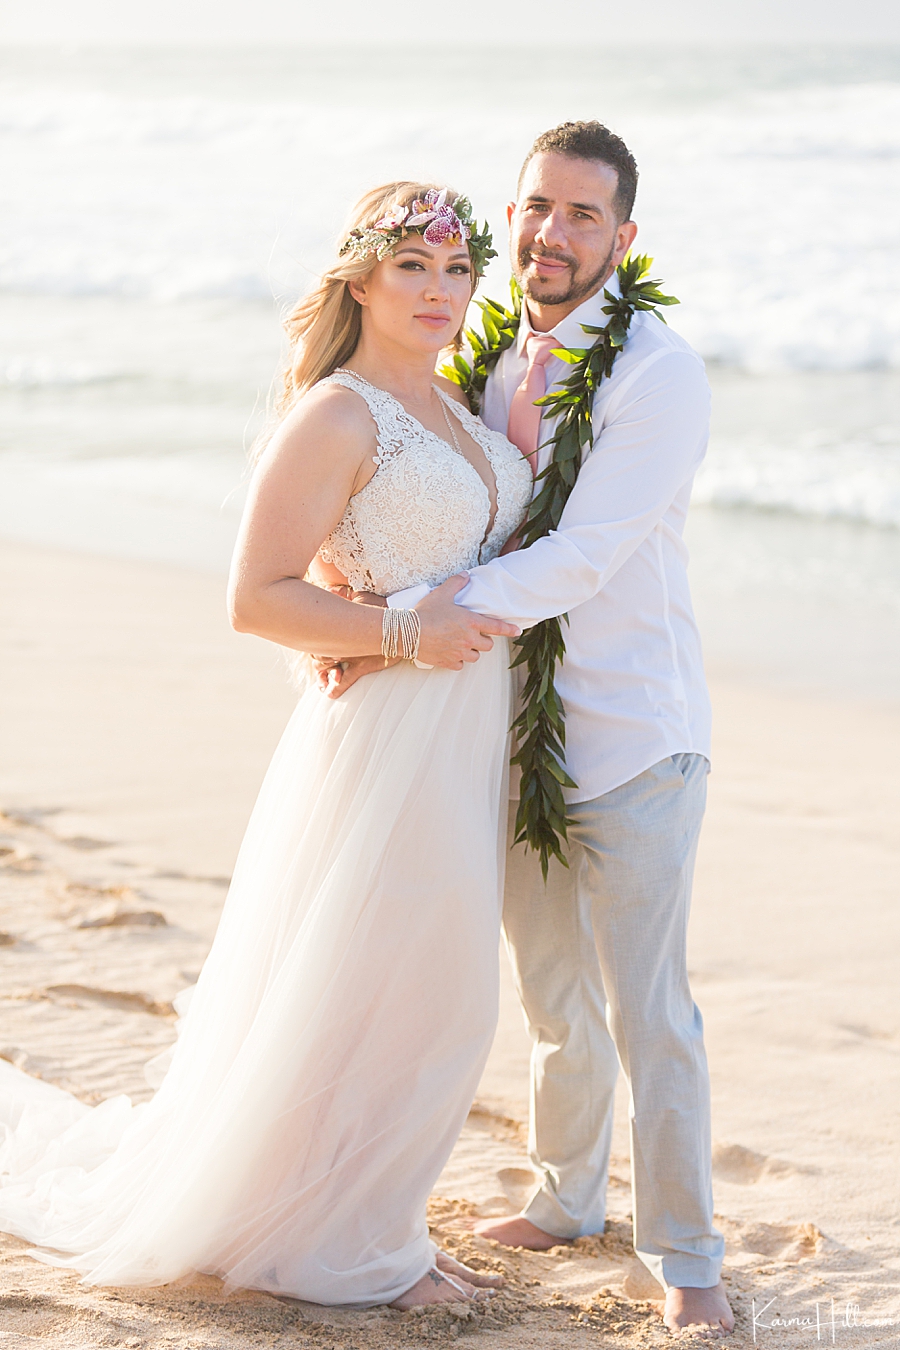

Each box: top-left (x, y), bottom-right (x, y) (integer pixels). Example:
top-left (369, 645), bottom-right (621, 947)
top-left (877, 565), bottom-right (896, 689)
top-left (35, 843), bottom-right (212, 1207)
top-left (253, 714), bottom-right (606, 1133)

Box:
top-left (228, 384), bottom-right (517, 667)
top-left (228, 384), bottom-right (387, 656)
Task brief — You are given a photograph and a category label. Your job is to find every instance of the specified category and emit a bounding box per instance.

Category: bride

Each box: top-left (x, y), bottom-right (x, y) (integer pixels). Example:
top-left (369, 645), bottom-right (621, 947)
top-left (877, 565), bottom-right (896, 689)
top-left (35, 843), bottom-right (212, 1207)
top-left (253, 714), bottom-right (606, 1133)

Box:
top-left (0, 182), bottom-right (532, 1309)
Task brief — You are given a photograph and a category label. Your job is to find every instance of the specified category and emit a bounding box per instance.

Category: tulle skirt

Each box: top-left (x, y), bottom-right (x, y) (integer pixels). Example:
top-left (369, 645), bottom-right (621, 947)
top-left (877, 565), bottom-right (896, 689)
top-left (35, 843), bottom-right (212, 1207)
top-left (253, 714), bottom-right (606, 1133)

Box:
top-left (0, 643), bottom-right (512, 1305)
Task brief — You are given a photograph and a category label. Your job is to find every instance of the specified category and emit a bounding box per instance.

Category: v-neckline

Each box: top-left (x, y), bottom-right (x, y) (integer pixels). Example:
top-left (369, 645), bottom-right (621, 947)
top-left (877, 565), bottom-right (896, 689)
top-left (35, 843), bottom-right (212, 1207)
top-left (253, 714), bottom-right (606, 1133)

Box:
top-left (336, 370), bottom-right (500, 551)
top-left (432, 388), bottom-right (500, 546)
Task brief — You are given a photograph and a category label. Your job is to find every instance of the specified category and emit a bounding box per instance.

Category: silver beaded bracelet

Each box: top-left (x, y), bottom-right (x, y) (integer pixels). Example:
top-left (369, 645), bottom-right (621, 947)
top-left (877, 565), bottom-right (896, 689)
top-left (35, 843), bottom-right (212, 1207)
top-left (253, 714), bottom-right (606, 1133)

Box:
top-left (381, 607), bottom-right (421, 664)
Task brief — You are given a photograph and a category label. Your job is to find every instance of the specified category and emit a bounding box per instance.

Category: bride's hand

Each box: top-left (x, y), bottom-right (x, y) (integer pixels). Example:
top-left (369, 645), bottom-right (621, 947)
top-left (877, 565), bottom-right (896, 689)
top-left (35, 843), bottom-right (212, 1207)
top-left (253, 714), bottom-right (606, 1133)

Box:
top-left (415, 575), bottom-right (520, 670)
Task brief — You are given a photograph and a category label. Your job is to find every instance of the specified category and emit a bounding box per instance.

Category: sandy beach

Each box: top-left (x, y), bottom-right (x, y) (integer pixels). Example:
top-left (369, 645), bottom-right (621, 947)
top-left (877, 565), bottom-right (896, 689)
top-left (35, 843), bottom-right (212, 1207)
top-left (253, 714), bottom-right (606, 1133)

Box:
top-left (1, 537), bottom-right (899, 1349)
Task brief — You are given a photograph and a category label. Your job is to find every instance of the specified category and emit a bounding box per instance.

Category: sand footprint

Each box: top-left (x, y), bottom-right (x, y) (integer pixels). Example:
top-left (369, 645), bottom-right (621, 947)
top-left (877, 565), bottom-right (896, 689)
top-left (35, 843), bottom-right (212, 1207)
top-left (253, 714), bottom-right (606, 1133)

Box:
top-left (712, 1141), bottom-right (800, 1184)
top-left (622, 1261), bottom-right (664, 1299)
top-left (0, 1046), bottom-right (51, 1077)
top-left (734, 1220), bottom-right (826, 1263)
top-left (496, 1167), bottom-right (538, 1209)
top-left (0, 848), bottom-right (44, 873)
top-left (78, 908), bottom-right (168, 929)
top-left (45, 984), bottom-right (174, 1016)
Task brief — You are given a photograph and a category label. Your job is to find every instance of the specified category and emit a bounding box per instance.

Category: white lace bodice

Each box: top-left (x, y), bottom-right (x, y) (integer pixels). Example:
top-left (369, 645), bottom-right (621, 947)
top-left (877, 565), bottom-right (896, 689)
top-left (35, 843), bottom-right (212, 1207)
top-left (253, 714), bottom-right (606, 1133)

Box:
top-left (318, 370), bottom-right (533, 595)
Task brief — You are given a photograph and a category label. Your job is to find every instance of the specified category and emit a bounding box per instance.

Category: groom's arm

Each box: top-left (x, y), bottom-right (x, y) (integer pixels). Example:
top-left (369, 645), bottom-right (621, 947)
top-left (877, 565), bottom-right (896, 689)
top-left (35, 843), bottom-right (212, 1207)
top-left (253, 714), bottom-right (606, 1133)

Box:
top-left (318, 349), bottom-right (707, 695)
top-left (451, 349), bottom-right (709, 629)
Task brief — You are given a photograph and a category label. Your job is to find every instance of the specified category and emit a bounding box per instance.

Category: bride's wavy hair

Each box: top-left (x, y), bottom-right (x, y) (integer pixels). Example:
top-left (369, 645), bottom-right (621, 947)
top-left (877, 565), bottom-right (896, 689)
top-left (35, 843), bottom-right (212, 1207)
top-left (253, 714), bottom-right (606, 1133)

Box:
top-left (274, 180), bottom-right (477, 423)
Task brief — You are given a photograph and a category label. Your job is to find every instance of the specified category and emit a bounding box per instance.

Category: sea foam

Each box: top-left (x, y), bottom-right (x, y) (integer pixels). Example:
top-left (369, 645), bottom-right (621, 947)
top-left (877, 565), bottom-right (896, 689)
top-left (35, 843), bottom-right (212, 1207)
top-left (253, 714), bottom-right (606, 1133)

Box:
top-left (2, 78), bottom-right (900, 372)
top-left (696, 429), bottom-right (900, 529)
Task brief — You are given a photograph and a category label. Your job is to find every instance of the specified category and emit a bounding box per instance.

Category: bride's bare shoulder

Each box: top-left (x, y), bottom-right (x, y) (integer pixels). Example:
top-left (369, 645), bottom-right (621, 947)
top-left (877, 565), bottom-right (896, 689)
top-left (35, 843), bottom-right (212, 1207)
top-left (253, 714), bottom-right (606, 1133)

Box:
top-left (284, 379), bottom-right (375, 436)
top-left (266, 380), bottom-right (376, 468)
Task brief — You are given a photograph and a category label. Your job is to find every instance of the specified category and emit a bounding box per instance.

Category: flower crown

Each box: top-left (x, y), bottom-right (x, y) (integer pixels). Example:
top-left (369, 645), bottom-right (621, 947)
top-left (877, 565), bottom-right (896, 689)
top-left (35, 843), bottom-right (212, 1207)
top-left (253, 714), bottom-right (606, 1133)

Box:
top-left (339, 189), bottom-right (497, 277)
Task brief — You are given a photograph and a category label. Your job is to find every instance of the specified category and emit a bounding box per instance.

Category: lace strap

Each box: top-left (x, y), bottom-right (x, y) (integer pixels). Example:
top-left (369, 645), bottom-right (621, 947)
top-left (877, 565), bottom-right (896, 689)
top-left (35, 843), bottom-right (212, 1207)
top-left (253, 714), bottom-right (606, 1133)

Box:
top-left (320, 369), bottom-right (407, 467)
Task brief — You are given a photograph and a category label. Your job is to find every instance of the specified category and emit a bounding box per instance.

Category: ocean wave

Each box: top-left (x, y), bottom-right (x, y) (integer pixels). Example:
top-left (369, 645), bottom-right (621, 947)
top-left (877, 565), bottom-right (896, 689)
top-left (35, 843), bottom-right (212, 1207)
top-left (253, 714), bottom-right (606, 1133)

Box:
top-left (1, 359), bottom-right (129, 388)
top-left (0, 449), bottom-right (249, 511)
top-left (0, 260), bottom-right (273, 304)
top-left (695, 430), bottom-right (900, 528)
top-left (2, 78), bottom-right (900, 369)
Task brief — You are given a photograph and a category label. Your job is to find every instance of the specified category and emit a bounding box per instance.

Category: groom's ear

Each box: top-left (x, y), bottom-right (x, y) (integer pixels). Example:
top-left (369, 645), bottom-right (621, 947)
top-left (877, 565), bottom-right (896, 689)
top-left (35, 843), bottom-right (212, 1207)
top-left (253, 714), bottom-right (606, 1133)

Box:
top-left (506, 201), bottom-right (516, 227)
top-left (613, 219), bottom-right (639, 266)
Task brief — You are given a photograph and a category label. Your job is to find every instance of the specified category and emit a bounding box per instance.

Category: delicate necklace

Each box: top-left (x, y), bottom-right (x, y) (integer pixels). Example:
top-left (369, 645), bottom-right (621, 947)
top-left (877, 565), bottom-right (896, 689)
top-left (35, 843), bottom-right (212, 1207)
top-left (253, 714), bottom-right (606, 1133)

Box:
top-left (437, 393), bottom-right (464, 457)
top-left (437, 390), bottom-right (496, 554)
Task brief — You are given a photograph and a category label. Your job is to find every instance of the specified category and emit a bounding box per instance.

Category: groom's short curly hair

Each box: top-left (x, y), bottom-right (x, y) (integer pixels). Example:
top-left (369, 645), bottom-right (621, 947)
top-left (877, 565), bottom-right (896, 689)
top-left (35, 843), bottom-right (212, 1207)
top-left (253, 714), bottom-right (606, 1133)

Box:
top-left (518, 121), bottom-right (639, 222)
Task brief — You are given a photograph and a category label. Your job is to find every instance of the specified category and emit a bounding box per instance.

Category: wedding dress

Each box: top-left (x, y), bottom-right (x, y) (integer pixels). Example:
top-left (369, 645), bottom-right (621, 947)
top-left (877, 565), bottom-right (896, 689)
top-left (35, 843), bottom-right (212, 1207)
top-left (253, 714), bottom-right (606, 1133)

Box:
top-left (0, 372), bottom-right (532, 1306)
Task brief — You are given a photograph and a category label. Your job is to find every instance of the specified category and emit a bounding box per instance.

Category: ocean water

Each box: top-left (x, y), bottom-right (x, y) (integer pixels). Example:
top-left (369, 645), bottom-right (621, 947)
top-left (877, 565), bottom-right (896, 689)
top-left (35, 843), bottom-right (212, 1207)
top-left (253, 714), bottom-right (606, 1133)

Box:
top-left (2, 44), bottom-right (899, 696)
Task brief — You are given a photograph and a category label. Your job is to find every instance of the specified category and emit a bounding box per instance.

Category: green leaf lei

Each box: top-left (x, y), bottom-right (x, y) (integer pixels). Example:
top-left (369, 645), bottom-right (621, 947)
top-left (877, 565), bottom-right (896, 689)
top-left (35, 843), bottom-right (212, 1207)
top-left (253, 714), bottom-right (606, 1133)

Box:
top-left (442, 254), bottom-right (679, 878)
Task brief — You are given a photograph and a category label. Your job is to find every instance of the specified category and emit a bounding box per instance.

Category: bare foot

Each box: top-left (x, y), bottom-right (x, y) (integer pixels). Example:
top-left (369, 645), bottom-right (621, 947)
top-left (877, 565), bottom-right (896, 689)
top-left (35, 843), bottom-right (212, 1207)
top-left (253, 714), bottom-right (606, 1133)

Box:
top-left (664, 1282), bottom-right (734, 1336)
top-left (473, 1215), bottom-right (570, 1251)
top-left (436, 1249), bottom-right (504, 1289)
top-left (389, 1266), bottom-right (475, 1309)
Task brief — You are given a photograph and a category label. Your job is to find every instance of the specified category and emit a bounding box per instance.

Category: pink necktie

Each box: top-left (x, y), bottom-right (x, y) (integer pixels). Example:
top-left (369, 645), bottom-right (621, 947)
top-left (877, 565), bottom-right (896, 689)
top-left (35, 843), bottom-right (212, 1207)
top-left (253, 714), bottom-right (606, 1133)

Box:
top-left (506, 332), bottom-right (560, 477)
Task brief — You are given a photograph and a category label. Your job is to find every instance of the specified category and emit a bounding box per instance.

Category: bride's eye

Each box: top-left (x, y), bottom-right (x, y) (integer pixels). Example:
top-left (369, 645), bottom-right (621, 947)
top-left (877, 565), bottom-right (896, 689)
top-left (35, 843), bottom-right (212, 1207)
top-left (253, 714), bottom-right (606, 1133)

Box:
top-left (448, 264), bottom-right (472, 276)
top-left (398, 260), bottom-right (425, 271)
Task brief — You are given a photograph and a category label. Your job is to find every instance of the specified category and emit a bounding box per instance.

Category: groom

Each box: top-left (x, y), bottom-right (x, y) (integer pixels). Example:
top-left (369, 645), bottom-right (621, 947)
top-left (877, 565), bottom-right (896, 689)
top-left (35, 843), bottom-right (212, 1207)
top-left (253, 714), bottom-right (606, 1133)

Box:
top-left (328, 121), bottom-right (733, 1337)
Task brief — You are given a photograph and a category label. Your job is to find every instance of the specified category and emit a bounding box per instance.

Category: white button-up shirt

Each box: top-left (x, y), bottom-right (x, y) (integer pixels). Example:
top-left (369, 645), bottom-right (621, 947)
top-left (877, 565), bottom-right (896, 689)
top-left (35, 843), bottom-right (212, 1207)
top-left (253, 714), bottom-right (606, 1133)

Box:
top-left (394, 277), bottom-right (712, 803)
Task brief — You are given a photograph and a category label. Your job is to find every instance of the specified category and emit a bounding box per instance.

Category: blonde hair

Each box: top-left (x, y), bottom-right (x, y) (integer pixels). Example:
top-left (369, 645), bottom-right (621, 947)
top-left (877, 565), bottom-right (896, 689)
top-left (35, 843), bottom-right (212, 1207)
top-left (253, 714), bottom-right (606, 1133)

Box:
top-left (274, 180), bottom-right (476, 421)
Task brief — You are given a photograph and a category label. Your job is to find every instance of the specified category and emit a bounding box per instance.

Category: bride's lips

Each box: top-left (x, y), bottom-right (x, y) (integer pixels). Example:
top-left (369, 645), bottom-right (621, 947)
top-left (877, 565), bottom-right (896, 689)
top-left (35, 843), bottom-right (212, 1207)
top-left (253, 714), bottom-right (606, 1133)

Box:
top-left (415, 313), bottom-right (452, 330)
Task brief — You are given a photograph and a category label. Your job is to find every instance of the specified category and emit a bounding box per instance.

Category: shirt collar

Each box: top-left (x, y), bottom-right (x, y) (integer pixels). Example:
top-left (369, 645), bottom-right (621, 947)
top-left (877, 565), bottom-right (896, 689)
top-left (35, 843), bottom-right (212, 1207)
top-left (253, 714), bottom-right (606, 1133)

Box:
top-left (517, 268), bottom-right (622, 356)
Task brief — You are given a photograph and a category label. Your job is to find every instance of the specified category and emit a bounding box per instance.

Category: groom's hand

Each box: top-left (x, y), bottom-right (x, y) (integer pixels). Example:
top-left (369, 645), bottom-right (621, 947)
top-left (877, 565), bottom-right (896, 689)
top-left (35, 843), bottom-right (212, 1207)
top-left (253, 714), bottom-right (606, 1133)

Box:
top-left (313, 590), bottom-right (392, 697)
top-left (416, 575), bottom-right (520, 669)
top-left (317, 653), bottom-right (396, 698)
top-left (317, 575), bottom-right (520, 697)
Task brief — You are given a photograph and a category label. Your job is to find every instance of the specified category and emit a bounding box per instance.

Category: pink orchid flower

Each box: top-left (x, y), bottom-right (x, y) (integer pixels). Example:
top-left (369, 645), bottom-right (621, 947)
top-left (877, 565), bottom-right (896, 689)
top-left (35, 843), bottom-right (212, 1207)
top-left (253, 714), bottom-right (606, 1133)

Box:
top-left (374, 205), bottom-right (410, 231)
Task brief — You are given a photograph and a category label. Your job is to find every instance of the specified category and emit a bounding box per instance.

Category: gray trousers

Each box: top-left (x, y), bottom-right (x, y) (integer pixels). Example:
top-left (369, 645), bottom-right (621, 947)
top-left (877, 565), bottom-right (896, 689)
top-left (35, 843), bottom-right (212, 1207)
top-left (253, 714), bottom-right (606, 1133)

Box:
top-left (503, 753), bottom-right (724, 1290)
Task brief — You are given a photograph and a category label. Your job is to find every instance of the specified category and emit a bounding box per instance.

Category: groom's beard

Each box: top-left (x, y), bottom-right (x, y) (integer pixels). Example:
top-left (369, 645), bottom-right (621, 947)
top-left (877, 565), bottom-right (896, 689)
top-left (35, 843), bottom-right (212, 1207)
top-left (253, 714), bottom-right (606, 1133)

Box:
top-left (516, 240), bottom-right (616, 309)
